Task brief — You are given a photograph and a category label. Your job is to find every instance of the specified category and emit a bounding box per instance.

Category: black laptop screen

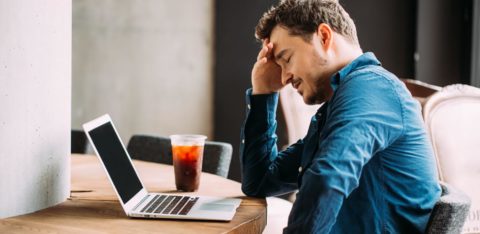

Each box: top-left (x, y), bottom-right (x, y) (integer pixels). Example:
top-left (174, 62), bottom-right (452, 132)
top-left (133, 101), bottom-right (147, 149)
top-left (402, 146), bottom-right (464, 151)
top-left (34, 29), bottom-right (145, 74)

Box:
top-left (88, 122), bottom-right (143, 204)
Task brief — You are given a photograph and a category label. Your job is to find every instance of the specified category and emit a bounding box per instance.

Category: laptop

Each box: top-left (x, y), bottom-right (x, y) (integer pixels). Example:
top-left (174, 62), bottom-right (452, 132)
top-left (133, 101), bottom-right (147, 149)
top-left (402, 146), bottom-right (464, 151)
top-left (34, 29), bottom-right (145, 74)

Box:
top-left (82, 114), bottom-right (242, 221)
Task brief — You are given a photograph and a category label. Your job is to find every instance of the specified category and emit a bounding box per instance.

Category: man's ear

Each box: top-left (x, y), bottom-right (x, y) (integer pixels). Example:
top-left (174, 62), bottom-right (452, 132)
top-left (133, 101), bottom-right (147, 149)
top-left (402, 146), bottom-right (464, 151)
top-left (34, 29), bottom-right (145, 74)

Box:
top-left (316, 23), bottom-right (333, 49)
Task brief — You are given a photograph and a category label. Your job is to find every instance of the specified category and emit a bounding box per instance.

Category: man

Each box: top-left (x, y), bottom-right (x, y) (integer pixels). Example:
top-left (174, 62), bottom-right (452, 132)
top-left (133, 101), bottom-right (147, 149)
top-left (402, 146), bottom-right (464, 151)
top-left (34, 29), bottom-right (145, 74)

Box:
top-left (240, 0), bottom-right (441, 233)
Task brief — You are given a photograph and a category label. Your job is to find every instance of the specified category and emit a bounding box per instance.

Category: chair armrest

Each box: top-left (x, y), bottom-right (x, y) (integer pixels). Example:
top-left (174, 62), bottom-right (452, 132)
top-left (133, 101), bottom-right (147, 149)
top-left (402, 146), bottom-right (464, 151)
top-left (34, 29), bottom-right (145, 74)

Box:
top-left (426, 182), bottom-right (471, 234)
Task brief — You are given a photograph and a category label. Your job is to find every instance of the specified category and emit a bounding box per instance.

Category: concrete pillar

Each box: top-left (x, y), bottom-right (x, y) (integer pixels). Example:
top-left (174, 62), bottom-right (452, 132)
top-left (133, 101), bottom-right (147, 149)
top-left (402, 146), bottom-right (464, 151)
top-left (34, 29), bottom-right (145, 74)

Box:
top-left (0, 0), bottom-right (71, 218)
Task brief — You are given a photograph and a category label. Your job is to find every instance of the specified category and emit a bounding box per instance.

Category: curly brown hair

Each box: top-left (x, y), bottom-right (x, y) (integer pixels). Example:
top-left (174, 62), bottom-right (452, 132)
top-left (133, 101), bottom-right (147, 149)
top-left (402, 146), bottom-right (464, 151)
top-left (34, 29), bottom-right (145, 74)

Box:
top-left (255, 0), bottom-right (358, 45)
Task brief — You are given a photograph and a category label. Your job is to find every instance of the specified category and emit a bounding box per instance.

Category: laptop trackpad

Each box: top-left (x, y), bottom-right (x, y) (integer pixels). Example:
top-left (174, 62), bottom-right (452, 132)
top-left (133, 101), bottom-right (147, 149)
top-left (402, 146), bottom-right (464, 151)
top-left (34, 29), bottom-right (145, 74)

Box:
top-left (199, 203), bottom-right (235, 212)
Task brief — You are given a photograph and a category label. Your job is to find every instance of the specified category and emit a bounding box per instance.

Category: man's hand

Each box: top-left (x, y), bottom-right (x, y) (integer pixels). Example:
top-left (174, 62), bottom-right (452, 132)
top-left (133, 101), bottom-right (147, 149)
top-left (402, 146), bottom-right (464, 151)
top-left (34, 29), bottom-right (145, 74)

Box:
top-left (251, 39), bottom-right (283, 94)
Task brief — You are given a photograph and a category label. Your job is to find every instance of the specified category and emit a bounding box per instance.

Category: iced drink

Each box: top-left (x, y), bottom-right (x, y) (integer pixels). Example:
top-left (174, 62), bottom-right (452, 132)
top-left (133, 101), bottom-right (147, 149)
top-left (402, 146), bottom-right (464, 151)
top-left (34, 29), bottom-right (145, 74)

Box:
top-left (170, 135), bottom-right (206, 192)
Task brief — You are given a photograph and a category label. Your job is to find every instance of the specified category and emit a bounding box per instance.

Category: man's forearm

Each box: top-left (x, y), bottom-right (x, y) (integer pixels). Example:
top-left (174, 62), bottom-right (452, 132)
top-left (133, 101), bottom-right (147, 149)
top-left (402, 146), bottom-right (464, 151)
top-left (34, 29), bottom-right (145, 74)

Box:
top-left (284, 171), bottom-right (346, 233)
top-left (240, 89), bottom-right (298, 197)
top-left (240, 89), bottom-right (279, 196)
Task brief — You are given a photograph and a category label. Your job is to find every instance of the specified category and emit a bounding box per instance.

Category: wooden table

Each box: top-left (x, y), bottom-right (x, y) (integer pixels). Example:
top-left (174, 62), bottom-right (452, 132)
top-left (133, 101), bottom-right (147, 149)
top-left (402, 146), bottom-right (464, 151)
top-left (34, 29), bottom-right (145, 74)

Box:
top-left (0, 155), bottom-right (267, 233)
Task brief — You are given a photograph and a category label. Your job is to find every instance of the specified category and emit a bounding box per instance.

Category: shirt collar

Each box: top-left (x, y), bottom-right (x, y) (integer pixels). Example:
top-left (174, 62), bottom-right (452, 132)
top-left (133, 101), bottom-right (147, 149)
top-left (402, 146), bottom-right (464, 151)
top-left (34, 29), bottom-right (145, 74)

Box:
top-left (330, 52), bottom-right (381, 91)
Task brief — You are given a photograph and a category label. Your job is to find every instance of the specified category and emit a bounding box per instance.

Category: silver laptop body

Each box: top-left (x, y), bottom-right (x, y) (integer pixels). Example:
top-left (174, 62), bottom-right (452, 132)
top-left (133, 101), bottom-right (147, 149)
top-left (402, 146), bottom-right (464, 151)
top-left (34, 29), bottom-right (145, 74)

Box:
top-left (83, 114), bottom-right (241, 221)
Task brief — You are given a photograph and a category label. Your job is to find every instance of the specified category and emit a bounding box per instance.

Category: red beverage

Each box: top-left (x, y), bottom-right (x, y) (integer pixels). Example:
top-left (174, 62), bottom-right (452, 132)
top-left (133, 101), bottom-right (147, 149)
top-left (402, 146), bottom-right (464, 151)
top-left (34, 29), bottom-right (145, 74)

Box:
top-left (172, 145), bottom-right (204, 192)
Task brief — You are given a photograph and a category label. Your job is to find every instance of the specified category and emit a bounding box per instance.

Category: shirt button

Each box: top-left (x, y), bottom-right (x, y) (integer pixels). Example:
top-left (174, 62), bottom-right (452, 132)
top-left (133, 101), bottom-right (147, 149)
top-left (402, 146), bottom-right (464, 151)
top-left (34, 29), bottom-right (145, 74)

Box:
top-left (298, 167), bottom-right (302, 173)
top-left (241, 139), bottom-right (245, 144)
top-left (247, 104), bottom-right (251, 109)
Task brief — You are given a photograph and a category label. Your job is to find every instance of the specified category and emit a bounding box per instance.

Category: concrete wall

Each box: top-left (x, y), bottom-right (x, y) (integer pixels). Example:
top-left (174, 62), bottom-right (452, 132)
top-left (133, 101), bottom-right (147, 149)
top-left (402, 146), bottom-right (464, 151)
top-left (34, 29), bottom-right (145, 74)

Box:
top-left (0, 0), bottom-right (71, 218)
top-left (72, 0), bottom-right (214, 143)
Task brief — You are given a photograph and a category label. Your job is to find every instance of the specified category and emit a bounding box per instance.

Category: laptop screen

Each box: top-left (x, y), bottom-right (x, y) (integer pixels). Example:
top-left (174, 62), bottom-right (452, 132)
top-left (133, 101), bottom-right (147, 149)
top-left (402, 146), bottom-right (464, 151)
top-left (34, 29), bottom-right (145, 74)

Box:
top-left (87, 122), bottom-right (143, 204)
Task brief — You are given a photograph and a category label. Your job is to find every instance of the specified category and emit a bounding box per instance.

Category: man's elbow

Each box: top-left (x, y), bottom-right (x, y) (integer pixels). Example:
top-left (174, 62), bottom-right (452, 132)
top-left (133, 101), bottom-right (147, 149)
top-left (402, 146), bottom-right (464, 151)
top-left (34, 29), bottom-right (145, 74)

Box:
top-left (241, 182), bottom-right (267, 198)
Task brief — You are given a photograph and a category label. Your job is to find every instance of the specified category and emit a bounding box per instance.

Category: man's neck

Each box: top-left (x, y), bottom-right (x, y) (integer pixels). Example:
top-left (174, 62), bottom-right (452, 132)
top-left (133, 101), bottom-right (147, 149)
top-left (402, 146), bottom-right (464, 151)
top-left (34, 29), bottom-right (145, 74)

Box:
top-left (329, 33), bottom-right (363, 70)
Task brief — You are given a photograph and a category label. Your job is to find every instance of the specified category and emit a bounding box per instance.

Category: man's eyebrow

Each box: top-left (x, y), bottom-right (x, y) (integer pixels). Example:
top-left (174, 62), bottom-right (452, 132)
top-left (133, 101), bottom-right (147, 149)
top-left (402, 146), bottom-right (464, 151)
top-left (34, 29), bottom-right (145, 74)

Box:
top-left (274, 49), bottom-right (289, 62)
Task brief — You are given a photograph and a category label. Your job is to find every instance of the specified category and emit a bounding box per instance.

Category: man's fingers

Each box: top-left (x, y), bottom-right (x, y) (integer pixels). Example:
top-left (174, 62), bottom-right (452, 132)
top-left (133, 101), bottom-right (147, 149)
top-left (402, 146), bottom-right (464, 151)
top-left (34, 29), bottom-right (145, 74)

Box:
top-left (257, 41), bottom-right (274, 61)
top-left (265, 42), bottom-right (274, 59)
top-left (257, 45), bottom-right (268, 61)
top-left (267, 42), bottom-right (273, 50)
top-left (254, 57), bottom-right (268, 68)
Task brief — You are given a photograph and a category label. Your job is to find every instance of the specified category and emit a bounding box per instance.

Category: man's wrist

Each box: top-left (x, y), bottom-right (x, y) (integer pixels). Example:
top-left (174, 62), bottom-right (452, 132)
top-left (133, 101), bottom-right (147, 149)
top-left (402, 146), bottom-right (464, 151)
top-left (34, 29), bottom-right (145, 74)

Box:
top-left (246, 89), bottom-right (279, 110)
top-left (252, 86), bottom-right (276, 95)
top-left (245, 88), bottom-right (279, 127)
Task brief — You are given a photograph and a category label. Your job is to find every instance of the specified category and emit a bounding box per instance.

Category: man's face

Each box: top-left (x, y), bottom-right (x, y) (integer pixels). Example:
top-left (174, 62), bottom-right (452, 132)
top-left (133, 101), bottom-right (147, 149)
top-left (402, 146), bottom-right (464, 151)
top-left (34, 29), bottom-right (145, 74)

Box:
top-left (270, 25), bottom-right (334, 104)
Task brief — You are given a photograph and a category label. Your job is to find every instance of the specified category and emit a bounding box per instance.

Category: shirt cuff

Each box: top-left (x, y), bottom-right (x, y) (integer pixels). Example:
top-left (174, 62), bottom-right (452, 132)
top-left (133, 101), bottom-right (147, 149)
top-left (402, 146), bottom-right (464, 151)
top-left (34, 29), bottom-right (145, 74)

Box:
top-left (245, 88), bottom-right (279, 125)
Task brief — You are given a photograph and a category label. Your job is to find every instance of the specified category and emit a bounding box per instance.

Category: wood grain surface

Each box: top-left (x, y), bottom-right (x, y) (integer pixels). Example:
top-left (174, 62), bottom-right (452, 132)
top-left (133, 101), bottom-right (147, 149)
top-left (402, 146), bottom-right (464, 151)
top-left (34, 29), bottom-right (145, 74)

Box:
top-left (0, 155), bottom-right (267, 233)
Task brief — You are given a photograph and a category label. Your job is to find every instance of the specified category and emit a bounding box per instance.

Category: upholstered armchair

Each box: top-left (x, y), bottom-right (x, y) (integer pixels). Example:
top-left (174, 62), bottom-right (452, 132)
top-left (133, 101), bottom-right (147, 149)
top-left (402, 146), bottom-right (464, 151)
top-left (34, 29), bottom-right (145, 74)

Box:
top-left (423, 84), bottom-right (480, 233)
top-left (279, 84), bottom-right (322, 147)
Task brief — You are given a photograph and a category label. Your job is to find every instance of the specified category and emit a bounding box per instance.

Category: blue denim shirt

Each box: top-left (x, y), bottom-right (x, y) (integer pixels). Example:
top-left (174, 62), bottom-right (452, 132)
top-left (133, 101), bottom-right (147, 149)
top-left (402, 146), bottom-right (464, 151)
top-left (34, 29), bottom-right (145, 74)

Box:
top-left (240, 52), bottom-right (441, 233)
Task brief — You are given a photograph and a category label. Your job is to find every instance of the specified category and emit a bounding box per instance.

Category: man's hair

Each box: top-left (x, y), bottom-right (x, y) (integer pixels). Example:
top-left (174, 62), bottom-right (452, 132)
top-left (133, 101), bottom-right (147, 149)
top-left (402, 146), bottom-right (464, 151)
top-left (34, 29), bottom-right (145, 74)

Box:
top-left (255, 0), bottom-right (359, 45)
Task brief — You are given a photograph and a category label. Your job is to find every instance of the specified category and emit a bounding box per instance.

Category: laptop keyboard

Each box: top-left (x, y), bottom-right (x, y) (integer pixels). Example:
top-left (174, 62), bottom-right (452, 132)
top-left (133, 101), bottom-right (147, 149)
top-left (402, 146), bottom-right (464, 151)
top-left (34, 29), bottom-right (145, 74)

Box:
top-left (140, 195), bottom-right (199, 216)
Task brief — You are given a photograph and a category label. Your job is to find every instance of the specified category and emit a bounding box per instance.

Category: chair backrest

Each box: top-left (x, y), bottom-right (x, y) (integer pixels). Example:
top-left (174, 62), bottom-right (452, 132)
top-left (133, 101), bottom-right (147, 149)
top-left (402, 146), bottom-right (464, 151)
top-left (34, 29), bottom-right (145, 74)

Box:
top-left (423, 84), bottom-right (480, 233)
top-left (71, 129), bottom-right (88, 154)
top-left (400, 78), bottom-right (442, 106)
top-left (127, 134), bottom-right (233, 178)
top-left (279, 85), bottom-right (322, 146)
top-left (426, 182), bottom-right (471, 234)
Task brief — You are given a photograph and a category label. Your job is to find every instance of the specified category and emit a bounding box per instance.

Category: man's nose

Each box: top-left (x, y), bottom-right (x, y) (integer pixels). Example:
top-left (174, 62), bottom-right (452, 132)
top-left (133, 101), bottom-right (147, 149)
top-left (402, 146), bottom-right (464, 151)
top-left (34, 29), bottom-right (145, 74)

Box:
top-left (281, 70), bottom-right (293, 85)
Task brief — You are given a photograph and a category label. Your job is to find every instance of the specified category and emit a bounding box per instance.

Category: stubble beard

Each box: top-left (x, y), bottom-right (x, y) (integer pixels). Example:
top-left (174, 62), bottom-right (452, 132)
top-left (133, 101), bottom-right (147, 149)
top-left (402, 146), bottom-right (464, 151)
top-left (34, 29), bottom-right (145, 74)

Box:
top-left (308, 56), bottom-right (330, 105)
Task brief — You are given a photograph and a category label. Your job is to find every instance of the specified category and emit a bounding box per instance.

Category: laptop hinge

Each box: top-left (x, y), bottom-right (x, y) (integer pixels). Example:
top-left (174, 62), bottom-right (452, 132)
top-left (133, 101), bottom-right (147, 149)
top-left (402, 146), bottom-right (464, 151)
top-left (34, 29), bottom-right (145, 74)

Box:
top-left (132, 194), bottom-right (150, 212)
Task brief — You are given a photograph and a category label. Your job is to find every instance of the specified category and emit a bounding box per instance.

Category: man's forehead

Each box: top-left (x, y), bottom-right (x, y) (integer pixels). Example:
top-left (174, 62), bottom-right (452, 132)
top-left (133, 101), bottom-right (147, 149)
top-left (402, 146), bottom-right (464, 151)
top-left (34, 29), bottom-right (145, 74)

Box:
top-left (269, 26), bottom-right (288, 56)
top-left (269, 25), bottom-right (289, 44)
